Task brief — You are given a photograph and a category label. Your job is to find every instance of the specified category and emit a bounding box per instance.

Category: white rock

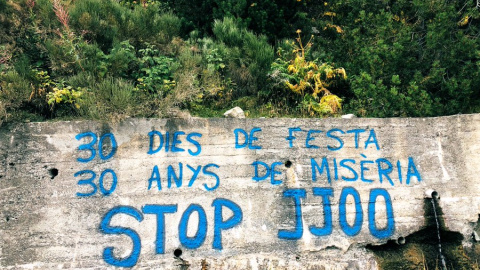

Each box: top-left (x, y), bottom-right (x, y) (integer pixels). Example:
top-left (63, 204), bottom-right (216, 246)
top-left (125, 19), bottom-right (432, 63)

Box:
top-left (341, 114), bottom-right (357, 119)
top-left (224, 106), bottom-right (245, 118)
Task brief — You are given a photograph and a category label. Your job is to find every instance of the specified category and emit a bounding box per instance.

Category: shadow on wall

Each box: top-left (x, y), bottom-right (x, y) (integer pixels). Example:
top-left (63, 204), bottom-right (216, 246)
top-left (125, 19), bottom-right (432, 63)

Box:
top-left (368, 194), bottom-right (480, 270)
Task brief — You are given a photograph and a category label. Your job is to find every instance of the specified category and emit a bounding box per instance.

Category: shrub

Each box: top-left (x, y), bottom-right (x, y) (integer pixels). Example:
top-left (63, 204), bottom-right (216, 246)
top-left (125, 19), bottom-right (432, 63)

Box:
top-left (212, 17), bottom-right (244, 47)
top-left (134, 44), bottom-right (178, 98)
top-left (311, 0), bottom-right (480, 117)
top-left (125, 8), bottom-right (181, 46)
top-left (270, 31), bottom-right (346, 116)
top-left (105, 40), bottom-right (137, 78)
top-left (211, 17), bottom-right (274, 97)
top-left (76, 77), bottom-right (135, 119)
top-left (69, 0), bottom-right (125, 52)
top-left (0, 70), bottom-right (31, 108)
top-left (47, 84), bottom-right (84, 112)
top-left (44, 33), bottom-right (85, 76)
top-left (164, 0), bottom-right (309, 42)
top-left (96, 78), bottom-right (134, 113)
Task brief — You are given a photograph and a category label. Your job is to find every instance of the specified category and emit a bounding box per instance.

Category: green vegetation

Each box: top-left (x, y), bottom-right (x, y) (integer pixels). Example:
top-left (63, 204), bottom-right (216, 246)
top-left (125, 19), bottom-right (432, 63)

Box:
top-left (0, 0), bottom-right (479, 123)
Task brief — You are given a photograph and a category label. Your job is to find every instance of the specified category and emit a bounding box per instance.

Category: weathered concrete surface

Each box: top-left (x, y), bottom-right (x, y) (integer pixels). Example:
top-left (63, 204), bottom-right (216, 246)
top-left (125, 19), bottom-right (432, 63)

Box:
top-left (1, 115), bottom-right (480, 269)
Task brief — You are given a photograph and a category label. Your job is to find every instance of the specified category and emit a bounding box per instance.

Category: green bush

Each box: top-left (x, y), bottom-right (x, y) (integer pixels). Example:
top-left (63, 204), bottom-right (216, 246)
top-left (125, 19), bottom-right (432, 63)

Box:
top-left (164, 0), bottom-right (309, 42)
top-left (105, 40), bottom-right (138, 78)
top-left (0, 70), bottom-right (31, 106)
top-left (133, 44), bottom-right (178, 98)
top-left (1, 0), bottom-right (480, 120)
top-left (311, 0), bottom-right (480, 117)
top-left (211, 17), bottom-right (274, 97)
top-left (75, 77), bottom-right (135, 119)
top-left (69, 0), bottom-right (125, 52)
top-left (44, 33), bottom-right (85, 76)
top-left (212, 17), bottom-right (244, 47)
top-left (124, 8), bottom-right (181, 46)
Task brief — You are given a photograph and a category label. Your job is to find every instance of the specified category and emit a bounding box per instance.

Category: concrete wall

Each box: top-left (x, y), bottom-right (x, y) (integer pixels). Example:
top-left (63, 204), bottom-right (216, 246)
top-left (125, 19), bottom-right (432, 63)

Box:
top-left (1, 115), bottom-right (480, 269)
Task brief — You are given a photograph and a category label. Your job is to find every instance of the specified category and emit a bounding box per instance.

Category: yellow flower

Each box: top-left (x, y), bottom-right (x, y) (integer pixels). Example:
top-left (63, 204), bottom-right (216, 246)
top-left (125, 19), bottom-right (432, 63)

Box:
top-left (458, 16), bottom-right (469, 27)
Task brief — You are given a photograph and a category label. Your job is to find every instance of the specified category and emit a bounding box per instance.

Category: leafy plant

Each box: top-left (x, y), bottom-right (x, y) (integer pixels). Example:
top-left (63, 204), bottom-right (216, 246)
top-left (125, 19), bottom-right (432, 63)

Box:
top-left (29, 68), bottom-right (54, 101)
top-left (205, 48), bottom-right (226, 72)
top-left (47, 85), bottom-right (84, 109)
top-left (270, 30), bottom-right (346, 116)
top-left (104, 40), bottom-right (137, 78)
top-left (134, 44), bottom-right (177, 97)
top-left (45, 0), bottom-right (87, 76)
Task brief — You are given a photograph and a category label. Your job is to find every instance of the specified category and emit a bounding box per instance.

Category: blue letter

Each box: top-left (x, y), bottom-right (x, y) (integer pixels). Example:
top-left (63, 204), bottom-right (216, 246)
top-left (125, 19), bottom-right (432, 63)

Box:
top-left (309, 187), bottom-right (333, 236)
top-left (99, 169), bottom-right (118, 196)
top-left (339, 187), bottom-right (363, 236)
top-left (286, 127), bottom-right (302, 148)
top-left (364, 129), bottom-right (380, 150)
top-left (271, 162), bottom-right (283, 185)
top-left (234, 128), bottom-right (248, 149)
top-left (311, 157), bottom-right (331, 184)
top-left (148, 165), bottom-right (161, 190)
top-left (100, 206), bottom-right (143, 267)
top-left (252, 161), bottom-right (270, 182)
top-left (142, 204), bottom-right (177, 254)
top-left (186, 133), bottom-right (202, 156)
top-left (346, 129), bottom-right (366, 149)
top-left (148, 130), bottom-right (164, 155)
top-left (167, 163), bottom-right (183, 188)
top-left (278, 189), bottom-right (306, 240)
top-left (340, 159), bottom-right (358, 182)
top-left (248, 127), bottom-right (262, 150)
top-left (212, 198), bottom-right (243, 250)
top-left (376, 158), bottom-right (394, 186)
top-left (305, 130), bottom-right (322, 149)
top-left (360, 157), bottom-right (374, 183)
top-left (327, 129), bottom-right (345, 151)
top-left (187, 165), bottom-right (202, 187)
top-left (406, 157), bottom-right (421, 184)
top-left (179, 204), bottom-right (207, 249)
top-left (368, 189), bottom-right (395, 239)
top-left (203, 164), bottom-right (220, 191)
top-left (171, 131), bottom-right (185, 153)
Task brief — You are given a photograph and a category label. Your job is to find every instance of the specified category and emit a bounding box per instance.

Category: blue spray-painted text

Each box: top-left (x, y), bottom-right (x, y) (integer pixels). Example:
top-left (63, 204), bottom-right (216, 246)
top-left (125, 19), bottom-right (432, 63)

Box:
top-left (278, 187), bottom-right (395, 240)
top-left (100, 198), bottom-right (243, 267)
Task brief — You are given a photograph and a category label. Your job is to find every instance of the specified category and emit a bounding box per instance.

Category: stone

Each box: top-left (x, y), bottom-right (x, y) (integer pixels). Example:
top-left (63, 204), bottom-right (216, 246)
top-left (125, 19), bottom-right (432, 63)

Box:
top-left (341, 114), bottom-right (357, 119)
top-left (224, 106), bottom-right (245, 118)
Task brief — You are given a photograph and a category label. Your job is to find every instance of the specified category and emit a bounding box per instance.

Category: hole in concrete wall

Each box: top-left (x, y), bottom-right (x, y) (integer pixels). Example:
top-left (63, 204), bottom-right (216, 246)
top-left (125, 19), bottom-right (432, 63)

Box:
top-left (285, 160), bottom-right (292, 168)
top-left (0, 175), bottom-right (3, 179)
top-left (48, 168), bottom-right (58, 179)
top-left (174, 248), bottom-right (182, 258)
top-left (8, 162), bottom-right (14, 166)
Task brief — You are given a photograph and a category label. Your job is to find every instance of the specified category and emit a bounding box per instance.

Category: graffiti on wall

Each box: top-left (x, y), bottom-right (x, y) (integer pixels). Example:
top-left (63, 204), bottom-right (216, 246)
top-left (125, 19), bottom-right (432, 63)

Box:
top-left (74, 127), bottom-right (422, 267)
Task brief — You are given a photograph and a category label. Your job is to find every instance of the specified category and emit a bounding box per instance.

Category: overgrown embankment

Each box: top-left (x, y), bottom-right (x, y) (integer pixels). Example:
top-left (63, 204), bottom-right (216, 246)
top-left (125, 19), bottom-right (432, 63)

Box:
top-left (1, 0), bottom-right (479, 123)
